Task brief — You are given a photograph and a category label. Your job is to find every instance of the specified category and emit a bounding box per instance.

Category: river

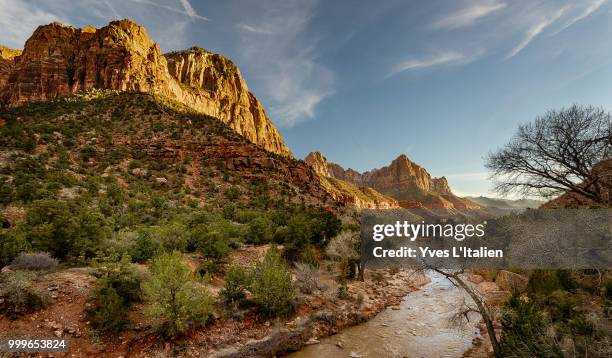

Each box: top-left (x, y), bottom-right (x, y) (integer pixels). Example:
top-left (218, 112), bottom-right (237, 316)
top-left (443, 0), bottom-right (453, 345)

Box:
top-left (287, 271), bottom-right (482, 358)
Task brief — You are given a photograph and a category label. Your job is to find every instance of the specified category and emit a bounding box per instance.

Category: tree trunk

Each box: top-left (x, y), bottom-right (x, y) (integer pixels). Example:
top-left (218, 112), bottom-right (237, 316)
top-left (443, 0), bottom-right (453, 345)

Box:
top-left (436, 270), bottom-right (502, 358)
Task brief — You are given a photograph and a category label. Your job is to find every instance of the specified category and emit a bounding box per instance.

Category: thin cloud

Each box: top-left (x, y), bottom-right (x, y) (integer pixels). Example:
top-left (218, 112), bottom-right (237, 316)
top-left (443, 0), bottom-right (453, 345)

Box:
top-left (103, 0), bottom-right (121, 19)
top-left (129, 0), bottom-right (209, 21)
top-left (179, 0), bottom-right (197, 19)
top-left (434, 1), bottom-right (507, 29)
top-left (551, 0), bottom-right (606, 35)
top-left (235, 0), bottom-right (334, 127)
top-left (388, 50), bottom-right (482, 77)
top-left (505, 6), bottom-right (568, 59)
top-left (237, 24), bottom-right (273, 35)
top-left (0, 0), bottom-right (59, 48)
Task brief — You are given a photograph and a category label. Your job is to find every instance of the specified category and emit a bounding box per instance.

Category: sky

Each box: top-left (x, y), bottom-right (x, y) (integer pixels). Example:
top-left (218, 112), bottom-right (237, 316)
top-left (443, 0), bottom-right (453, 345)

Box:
top-left (1, 0), bottom-right (612, 197)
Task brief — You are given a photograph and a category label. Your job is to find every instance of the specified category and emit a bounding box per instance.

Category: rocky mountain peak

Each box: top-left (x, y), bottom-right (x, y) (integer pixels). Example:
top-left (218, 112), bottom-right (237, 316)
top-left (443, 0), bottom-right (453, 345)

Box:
top-left (0, 19), bottom-right (292, 157)
top-left (432, 176), bottom-right (452, 195)
top-left (304, 151), bottom-right (479, 209)
top-left (304, 151), bottom-right (332, 177)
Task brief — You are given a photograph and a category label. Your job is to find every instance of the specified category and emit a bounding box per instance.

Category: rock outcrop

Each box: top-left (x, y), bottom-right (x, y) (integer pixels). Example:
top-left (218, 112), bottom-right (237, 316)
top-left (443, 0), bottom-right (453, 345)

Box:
top-left (0, 20), bottom-right (292, 157)
top-left (304, 152), bottom-right (398, 209)
top-left (305, 152), bottom-right (480, 210)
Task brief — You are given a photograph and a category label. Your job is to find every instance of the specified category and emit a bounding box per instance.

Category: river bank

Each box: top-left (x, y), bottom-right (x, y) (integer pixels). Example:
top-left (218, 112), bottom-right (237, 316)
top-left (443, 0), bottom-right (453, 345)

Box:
top-left (204, 269), bottom-right (429, 357)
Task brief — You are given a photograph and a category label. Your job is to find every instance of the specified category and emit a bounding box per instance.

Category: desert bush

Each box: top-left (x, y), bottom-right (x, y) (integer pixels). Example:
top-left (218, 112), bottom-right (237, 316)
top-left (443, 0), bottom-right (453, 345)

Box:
top-left (0, 228), bottom-right (31, 266)
top-left (246, 217), bottom-right (274, 244)
top-left (141, 251), bottom-right (213, 337)
top-left (86, 256), bottom-right (143, 332)
top-left (87, 287), bottom-right (127, 332)
top-left (190, 227), bottom-right (230, 260)
top-left (337, 282), bottom-right (350, 300)
top-left (221, 264), bottom-right (250, 304)
top-left (0, 270), bottom-right (50, 315)
top-left (129, 231), bottom-right (161, 263)
top-left (300, 245), bottom-right (319, 268)
top-left (547, 290), bottom-right (578, 322)
top-left (197, 259), bottom-right (220, 276)
top-left (569, 316), bottom-right (594, 335)
top-left (294, 262), bottom-right (322, 294)
top-left (250, 246), bottom-right (294, 317)
top-left (9, 252), bottom-right (58, 271)
top-left (527, 270), bottom-right (565, 296)
top-left (500, 295), bottom-right (562, 357)
top-left (326, 230), bottom-right (359, 261)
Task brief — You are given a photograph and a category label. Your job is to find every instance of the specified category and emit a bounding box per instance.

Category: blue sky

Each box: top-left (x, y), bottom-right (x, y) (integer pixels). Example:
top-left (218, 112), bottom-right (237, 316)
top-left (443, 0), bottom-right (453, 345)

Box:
top-left (2, 0), bottom-right (612, 196)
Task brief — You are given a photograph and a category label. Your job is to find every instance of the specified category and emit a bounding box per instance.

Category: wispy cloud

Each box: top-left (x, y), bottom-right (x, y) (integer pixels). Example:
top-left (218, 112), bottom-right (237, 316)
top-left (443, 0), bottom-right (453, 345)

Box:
top-left (129, 0), bottom-right (209, 21)
top-left (505, 6), bottom-right (568, 59)
top-left (237, 24), bottom-right (273, 35)
top-left (103, 0), bottom-right (121, 19)
top-left (433, 1), bottom-right (507, 29)
top-left (179, 0), bottom-right (196, 17)
top-left (551, 0), bottom-right (606, 35)
top-left (388, 50), bottom-right (482, 77)
top-left (235, 0), bottom-right (334, 127)
top-left (0, 0), bottom-right (58, 48)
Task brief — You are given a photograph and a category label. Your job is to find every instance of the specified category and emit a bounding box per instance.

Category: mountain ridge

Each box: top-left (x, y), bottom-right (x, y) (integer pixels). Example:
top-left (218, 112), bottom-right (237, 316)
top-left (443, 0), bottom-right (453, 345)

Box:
top-left (0, 20), bottom-right (292, 157)
top-left (305, 151), bottom-right (480, 210)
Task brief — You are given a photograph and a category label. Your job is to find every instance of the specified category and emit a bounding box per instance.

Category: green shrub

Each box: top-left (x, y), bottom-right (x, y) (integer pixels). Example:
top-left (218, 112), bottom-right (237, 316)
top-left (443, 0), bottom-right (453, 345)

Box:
top-left (24, 200), bottom-right (109, 261)
top-left (86, 256), bottom-right (142, 332)
top-left (221, 264), bottom-right (250, 304)
top-left (129, 232), bottom-right (161, 263)
top-left (547, 290), bottom-right (578, 322)
top-left (224, 187), bottom-right (241, 200)
top-left (246, 217), bottom-right (274, 244)
top-left (569, 316), bottom-right (594, 335)
top-left (250, 246), bottom-right (294, 317)
top-left (0, 228), bottom-right (32, 266)
top-left (197, 259), bottom-right (220, 276)
top-left (0, 270), bottom-right (50, 315)
top-left (190, 227), bottom-right (230, 260)
top-left (87, 287), bottom-right (128, 332)
top-left (500, 295), bottom-right (562, 357)
top-left (527, 270), bottom-right (564, 295)
top-left (300, 245), bottom-right (319, 268)
top-left (141, 251), bottom-right (214, 337)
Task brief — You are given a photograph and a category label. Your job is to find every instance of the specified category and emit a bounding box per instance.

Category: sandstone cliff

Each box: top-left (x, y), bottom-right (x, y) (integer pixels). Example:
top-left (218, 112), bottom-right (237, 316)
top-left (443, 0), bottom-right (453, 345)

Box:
top-left (305, 151), bottom-right (480, 210)
top-left (0, 20), bottom-right (291, 157)
top-left (304, 152), bottom-right (398, 209)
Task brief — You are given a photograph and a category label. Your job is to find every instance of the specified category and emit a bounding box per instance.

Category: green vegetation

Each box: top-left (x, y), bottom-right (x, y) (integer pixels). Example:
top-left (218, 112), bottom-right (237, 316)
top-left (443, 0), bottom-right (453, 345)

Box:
top-left (0, 91), bottom-right (344, 337)
top-left (500, 270), bottom-right (611, 357)
top-left (220, 264), bottom-right (250, 304)
top-left (86, 256), bottom-right (143, 332)
top-left (141, 251), bottom-right (213, 337)
top-left (0, 92), bottom-right (341, 268)
top-left (249, 246), bottom-right (295, 317)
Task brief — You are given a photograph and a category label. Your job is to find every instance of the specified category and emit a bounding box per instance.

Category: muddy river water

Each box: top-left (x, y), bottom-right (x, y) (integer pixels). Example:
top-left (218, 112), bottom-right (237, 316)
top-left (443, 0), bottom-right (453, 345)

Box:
top-left (287, 271), bottom-right (482, 358)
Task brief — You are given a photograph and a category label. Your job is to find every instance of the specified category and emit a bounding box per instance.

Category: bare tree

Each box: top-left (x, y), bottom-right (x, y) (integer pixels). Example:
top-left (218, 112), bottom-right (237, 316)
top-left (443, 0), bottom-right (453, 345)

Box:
top-left (486, 105), bottom-right (612, 203)
top-left (433, 268), bottom-right (503, 358)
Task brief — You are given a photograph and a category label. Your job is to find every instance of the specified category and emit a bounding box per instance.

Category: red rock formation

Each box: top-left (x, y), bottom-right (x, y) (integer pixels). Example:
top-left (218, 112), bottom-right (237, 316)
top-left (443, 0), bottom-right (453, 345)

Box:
top-left (304, 151), bottom-right (398, 209)
top-left (0, 20), bottom-right (291, 157)
top-left (305, 151), bottom-right (480, 210)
